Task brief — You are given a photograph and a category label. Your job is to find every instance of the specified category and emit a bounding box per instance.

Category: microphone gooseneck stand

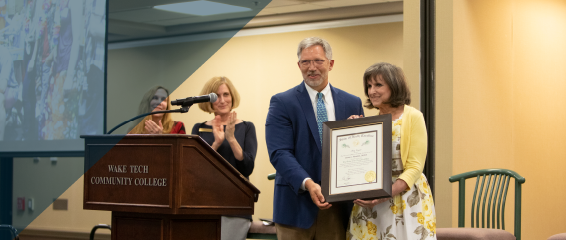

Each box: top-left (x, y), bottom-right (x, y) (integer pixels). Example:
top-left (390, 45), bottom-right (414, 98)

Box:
top-left (107, 105), bottom-right (191, 134)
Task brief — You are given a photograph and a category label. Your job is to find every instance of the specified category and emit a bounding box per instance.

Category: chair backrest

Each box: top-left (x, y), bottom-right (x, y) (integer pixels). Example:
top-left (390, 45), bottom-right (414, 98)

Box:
top-left (449, 169), bottom-right (525, 240)
top-left (267, 173), bottom-right (276, 180)
top-left (89, 224), bottom-right (111, 240)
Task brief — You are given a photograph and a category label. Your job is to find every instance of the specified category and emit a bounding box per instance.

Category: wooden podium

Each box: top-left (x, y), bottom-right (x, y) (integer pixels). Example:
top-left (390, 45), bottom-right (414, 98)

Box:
top-left (82, 135), bottom-right (260, 240)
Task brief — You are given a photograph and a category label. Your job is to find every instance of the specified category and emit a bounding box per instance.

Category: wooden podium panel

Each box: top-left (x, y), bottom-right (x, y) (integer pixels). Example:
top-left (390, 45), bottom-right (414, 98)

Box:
top-left (82, 135), bottom-right (260, 240)
top-left (178, 145), bottom-right (254, 215)
top-left (113, 215), bottom-right (163, 239)
top-left (112, 212), bottom-right (220, 240)
top-left (169, 218), bottom-right (219, 239)
top-left (85, 143), bottom-right (174, 212)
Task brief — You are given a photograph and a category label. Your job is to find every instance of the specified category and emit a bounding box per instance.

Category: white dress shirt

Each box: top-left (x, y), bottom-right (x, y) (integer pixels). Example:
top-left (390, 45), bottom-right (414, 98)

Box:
top-left (301, 82), bottom-right (336, 191)
top-left (304, 82), bottom-right (336, 122)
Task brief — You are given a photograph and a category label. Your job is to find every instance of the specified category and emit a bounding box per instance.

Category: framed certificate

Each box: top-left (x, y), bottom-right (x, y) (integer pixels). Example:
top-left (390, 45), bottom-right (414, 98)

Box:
top-left (321, 115), bottom-right (392, 203)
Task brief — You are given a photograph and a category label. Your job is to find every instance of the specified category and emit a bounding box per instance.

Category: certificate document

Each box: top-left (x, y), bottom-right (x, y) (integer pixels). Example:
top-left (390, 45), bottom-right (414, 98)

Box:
top-left (321, 115), bottom-right (392, 202)
top-left (332, 127), bottom-right (382, 193)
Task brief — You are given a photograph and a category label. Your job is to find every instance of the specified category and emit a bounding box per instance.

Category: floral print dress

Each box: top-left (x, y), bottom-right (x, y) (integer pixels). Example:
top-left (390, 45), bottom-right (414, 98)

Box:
top-left (348, 116), bottom-right (437, 240)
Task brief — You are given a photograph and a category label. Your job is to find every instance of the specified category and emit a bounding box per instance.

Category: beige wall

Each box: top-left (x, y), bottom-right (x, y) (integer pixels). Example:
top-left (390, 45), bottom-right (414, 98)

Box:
top-left (512, 0), bottom-right (566, 237)
top-left (452, 0), bottom-right (517, 232)
top-left (21, 20), bottom-right (410, 233)
top-left (436, 0), bottom-right (566, 239)
top-left (403, 0), bottom-right (421, 108)
top-left (435, 0), bottom-right (453, 229)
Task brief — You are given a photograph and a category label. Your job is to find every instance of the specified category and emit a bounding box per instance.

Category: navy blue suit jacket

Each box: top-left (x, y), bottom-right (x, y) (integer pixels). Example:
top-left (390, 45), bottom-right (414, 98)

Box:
top-left (265, 82), bottom-right (364, 229)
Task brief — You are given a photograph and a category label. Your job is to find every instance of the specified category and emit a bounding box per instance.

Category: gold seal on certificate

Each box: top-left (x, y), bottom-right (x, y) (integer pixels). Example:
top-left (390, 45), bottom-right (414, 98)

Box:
top-left (365, 171), bottom-right (376, 182)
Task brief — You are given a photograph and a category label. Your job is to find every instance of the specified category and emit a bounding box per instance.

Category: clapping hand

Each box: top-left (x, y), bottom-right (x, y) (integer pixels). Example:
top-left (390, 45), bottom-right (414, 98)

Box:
top-left (212, 115), bottom-right (225, 145)
top-left (225, 112), bottom-right (237, 141)
top-left (144, 120), bottom-right (163, 134)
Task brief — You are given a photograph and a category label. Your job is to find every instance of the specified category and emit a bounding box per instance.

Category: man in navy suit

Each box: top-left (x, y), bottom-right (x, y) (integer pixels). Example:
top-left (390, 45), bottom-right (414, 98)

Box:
top-left (265, 37), bottom-right (364, 239)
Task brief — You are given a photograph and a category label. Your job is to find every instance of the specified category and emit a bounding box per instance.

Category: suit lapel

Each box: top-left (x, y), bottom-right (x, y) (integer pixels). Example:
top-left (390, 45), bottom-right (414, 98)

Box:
top-left (331, 85), bottom-right (346, 121)
top-left (296, 83), bottom-right (322, 152)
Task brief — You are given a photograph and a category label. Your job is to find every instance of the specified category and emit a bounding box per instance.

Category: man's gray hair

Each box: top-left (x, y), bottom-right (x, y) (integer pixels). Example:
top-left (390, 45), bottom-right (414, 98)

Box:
top-left (297, 37), bottom-right (333, 60)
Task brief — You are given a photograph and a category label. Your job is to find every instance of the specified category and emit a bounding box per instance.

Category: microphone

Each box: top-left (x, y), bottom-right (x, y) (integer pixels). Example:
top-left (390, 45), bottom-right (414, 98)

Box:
top-left (108, 93), bottom-right (216, 134)
top-left (171, 93), bottom-right (218, 106)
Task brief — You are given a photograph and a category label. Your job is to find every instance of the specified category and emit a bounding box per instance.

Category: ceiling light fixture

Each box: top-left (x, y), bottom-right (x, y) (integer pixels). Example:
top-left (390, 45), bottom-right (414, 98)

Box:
top-left (154, 0), bottom-right (252, 16)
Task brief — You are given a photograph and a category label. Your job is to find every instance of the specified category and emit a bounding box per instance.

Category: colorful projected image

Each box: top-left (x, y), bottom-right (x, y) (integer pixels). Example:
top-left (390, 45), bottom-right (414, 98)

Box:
top-left (0, 0), bottom-right (105, 142)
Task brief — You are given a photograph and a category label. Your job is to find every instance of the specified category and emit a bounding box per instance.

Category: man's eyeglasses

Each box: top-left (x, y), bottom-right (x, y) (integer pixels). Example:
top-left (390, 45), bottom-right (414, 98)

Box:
top-left (299, 60), bottom-right (326, 66)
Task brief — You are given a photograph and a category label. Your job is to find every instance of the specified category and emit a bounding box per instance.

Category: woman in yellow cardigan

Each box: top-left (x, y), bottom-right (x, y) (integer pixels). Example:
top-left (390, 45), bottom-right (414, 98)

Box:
top-left (347, 62), bottom-right (436, 240)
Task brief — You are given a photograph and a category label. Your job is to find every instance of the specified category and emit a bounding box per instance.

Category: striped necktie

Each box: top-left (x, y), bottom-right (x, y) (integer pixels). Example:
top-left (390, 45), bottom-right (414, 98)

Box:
top-left (316, 92), bottom-right (328, 143)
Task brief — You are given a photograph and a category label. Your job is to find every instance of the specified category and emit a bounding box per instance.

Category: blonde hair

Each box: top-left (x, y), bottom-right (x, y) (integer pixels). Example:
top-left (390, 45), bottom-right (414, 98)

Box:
top-left (129, 86), bottom-right (175, 134)
top-left (198, 76), bottom-right (240, 113)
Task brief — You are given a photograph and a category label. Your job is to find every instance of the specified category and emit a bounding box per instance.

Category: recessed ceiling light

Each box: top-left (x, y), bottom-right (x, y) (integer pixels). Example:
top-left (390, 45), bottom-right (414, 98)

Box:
top-left (154, 0), bottom-right (252, 16)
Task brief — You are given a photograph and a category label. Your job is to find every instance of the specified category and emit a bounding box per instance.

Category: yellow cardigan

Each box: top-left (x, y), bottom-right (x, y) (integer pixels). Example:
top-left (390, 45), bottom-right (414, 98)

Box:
top-left (398, 105), bottom-right (428, 189)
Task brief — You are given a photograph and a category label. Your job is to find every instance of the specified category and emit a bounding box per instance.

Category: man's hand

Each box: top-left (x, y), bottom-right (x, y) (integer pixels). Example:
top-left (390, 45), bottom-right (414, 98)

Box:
top-left (347, 115), bottom-right (363, 120)
top-left (305, 179), bottom-right (332, 210)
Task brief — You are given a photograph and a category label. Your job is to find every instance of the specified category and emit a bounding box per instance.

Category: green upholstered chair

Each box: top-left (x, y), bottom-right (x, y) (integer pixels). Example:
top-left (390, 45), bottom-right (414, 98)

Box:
top-left (246, 173), bottom-right (277, 239)
top-left (437, 169), bottom-right (525, 240)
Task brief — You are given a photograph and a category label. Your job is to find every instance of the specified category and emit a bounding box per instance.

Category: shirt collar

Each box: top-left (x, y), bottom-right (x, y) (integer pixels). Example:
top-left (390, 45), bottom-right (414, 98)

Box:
top-left (304, 81), bottom-right (332, 102)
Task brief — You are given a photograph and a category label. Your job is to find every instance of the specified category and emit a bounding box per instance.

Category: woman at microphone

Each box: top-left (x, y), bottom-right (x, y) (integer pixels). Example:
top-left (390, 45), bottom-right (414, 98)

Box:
top-left (191, 76), bottom-right (257, 240)
top-left (129, 86), bottom-right (186, 134)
